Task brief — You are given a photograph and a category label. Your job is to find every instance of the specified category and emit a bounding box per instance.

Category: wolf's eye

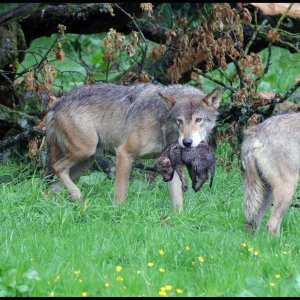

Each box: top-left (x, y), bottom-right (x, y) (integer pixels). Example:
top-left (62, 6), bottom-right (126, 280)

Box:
top-left (195, 117), bottom-right (202, 123)
top-left (176, 118), bottom-right (183, 126)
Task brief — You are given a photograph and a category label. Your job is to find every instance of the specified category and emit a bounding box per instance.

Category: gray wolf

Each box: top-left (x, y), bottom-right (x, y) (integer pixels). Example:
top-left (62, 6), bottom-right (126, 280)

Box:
top-left (156, 141), bottom-right (215, 192)
top-left (45, 83), bottom-right (221, 211)
top-left (241, 112), bottom-right (300, 235)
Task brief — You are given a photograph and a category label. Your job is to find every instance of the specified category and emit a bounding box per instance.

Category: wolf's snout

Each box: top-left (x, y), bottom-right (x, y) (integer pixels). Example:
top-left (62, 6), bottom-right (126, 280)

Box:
top-left (182, 138), bottom-right (193, 148)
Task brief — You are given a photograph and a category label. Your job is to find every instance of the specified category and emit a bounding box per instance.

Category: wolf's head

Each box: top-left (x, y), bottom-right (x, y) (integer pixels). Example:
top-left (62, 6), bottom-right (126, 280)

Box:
top-left (159, 88), bottom-right (221, 148)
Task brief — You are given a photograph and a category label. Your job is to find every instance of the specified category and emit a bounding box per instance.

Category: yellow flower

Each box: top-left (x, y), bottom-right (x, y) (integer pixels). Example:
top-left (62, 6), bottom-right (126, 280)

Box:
top-left (248, 247), bottom-right (253, 252)
top-left (159, 249), bottom-right (165, 255)
top-left (274, 274), bottom-right (280, 279)
top-left (165, 285), bottom-right (172, 291)
top-left (54, 275), bottom-right (61, 282)
top-left (270, 282), bottom-right (275, 287)
top-left (137, 270), bottom-right (142, 274)
top-left (82, 291), bottom-right (88, 297)
top-left (116, 276), bottom-right (124, 281)
top-left (160, 287), bottom-right (166, 292)
top-left (74, 270), bottom-right (80, 275)
top-left (242, 243), bottom-right (247, 248)
top-left (191, 261), bottom-right (196, 265)
top-left (159, 290), bottom-right (166, 296)
top-left (176, 289), bottom-right (183, 294)
top-left (116, 265), bottom-right (123, 272)
top-left (282, 251), bottom-right (288, 255)
top-left (159, 268), bottom-right (165, 273)
top-left (198, 256), bottom-right (204, 263)
top-left (78, 278), bottom-right (83, 283)
top-left (253, 251), bottom-right (259, 256)
top-left (185, 245), bottom-right (190, 251)
top-left (148, 262), bottom-right (154, 267)
top-left (284, 243), bottom-right (289, 247)
top-left (105, 283), bottom-right (110, 288)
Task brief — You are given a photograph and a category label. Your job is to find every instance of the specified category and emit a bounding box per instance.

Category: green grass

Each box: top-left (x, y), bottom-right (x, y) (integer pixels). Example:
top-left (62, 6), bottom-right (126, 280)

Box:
top-left (0, 142), bottom-right (300, 297)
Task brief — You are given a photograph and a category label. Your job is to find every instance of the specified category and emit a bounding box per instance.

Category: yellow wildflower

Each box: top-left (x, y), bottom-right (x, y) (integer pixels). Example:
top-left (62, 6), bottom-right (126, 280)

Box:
top-left (270, 282), bottom-right (275, 287)
top-left (185, 245), bottom-right (191, 251)
top-left (282, 251), bottom-right (288, 255)
top-left (159, 268), bottom-right (165, 273)
top-left (248, 247), bottom-right (253, 252)
top-left (274, 274), bottom-right (280, 279)
top-left (74, 270), bottom-right (80, 275)
top-left (148, 262), bottom-right (154, 267)
top-left (54, 275), bottom-right (60, 282)
top-left (78, 279), bottom-right (83, 283)
top-left (82, 291), bottom-right (88, 297)
top-left (242, 243), bottom-right (247, 248)
top-left (105, 283), bottom-right (110, 288)
top-left (116, 276), bottom-right (124, 281)
top-left (198, 256), bottom-right (205, 263)
top-left (176, 289), bottom-right (183, 294)
top-left (191, 261), bottom-right (196, 265)
top-left (165, 285), bottom-right (172, 291)
top-left (116, 265), bottom-right (123, 272)
top-left (253, 251), bottom-right (259, 256)
top-left (159, 290), bottom-right (166, 296)
top-left (137, 270), bottom-right (142, 274)
top-left (159, 249), bottom-right (165, 255)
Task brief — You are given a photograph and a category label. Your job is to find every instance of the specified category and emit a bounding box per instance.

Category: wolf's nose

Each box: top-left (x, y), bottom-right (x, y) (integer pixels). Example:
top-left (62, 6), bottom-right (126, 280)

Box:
top-left (183, 138), bottom-right (192, 148)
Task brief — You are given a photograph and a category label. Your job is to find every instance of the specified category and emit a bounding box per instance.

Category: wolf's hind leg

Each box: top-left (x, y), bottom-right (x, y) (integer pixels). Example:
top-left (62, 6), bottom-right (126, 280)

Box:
top-left (53, 154), bottom-right (86, 201)
top-left (168, 171), bottom-right (183, 212)
top-left (266, 174), bottom-right (298, 236)
top-left (48, 157), bottom-right (95, 195)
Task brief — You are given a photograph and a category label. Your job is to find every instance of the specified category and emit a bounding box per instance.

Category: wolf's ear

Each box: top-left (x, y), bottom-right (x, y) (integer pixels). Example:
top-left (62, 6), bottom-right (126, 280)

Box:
top-left (203, 88), bottom-right (221, 109)
top-left (158, 92), bottom-right (176, 107)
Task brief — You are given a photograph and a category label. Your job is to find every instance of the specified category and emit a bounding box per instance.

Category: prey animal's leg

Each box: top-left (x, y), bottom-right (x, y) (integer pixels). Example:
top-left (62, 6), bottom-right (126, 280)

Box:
top-left (186, 165), bottom-right (197, 190)
top-left (193, 173), bottom-right (208, 192)
top-left (168, 171), bottom-right (183, 212)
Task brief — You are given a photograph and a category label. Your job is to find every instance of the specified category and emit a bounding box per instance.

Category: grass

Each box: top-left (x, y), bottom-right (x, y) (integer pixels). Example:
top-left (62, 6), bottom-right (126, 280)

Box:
top-left (0, 142), bottom-right (300, 297)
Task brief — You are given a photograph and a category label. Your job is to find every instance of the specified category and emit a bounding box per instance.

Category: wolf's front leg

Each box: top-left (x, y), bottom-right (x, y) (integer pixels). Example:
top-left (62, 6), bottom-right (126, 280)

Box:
top-left (168, 171), bottom-right (183, 212)
top-left (114, 144), bottom-right (135, 204)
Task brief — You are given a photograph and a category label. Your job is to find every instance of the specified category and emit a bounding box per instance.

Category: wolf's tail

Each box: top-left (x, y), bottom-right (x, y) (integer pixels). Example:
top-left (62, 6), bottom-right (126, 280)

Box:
top-left (44, 111), bottom-right (62, 178)
top-left (242, 140), bottom-right (268, 231)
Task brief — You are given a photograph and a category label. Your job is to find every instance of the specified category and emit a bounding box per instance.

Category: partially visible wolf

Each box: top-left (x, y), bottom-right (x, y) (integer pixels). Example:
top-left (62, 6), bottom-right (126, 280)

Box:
top-left (242, 112), bottom-right (300, 236)
top-left (45, 83), bottom-right (221, 211)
